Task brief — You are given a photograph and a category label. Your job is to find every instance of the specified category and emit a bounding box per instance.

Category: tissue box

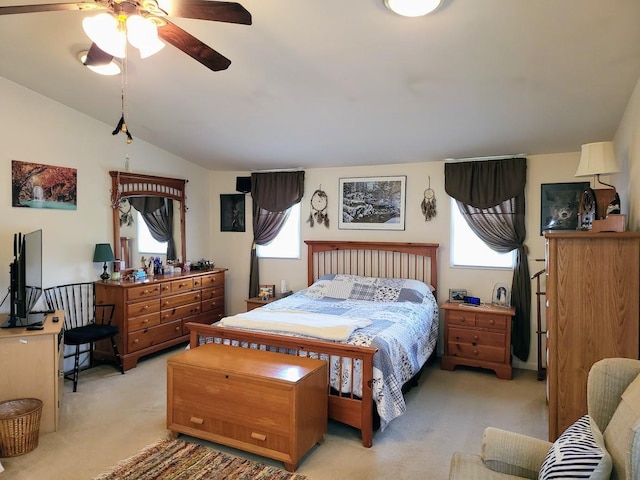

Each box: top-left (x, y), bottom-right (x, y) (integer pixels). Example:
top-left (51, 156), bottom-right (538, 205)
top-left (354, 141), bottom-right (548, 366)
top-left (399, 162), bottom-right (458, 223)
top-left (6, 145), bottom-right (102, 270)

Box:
top-left (591, 214), bottom-right (626, 232)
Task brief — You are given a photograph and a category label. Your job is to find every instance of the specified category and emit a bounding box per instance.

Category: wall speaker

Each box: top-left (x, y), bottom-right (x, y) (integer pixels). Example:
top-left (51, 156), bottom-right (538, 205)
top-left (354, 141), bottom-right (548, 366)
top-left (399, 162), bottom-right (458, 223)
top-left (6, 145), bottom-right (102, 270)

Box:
top-left (236, 177), bottom-right (251, 194)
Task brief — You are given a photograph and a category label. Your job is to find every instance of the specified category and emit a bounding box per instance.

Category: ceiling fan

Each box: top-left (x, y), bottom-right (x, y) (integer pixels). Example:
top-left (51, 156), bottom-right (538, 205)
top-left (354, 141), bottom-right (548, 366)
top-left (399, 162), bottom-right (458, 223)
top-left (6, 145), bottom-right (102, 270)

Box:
top-left (0, 0), bottom-right (252, 71)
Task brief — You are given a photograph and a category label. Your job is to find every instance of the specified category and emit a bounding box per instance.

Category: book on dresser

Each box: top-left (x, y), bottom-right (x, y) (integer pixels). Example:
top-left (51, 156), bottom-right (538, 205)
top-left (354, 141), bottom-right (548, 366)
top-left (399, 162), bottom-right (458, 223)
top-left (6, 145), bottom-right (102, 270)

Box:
top-left (94, 268), bottom-right (227, 371)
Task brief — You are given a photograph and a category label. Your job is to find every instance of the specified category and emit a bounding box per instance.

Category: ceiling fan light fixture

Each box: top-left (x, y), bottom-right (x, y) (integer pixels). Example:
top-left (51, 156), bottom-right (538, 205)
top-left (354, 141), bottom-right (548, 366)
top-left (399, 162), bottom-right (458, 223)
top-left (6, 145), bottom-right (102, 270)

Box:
top-left (83, 13), bottom-right (126, 58)
top-left (126, 15), bottom-right (165, 58)
top-left (384, 0), bottom-right (442, 17)
top-left (78, 51), bottom-right (121, 75)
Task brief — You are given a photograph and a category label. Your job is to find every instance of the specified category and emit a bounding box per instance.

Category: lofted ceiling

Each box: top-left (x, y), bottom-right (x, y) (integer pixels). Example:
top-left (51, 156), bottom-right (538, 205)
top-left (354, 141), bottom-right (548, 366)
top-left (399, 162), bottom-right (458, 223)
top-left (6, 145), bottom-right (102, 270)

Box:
top-left (1, 0), bottom-right (640, 171)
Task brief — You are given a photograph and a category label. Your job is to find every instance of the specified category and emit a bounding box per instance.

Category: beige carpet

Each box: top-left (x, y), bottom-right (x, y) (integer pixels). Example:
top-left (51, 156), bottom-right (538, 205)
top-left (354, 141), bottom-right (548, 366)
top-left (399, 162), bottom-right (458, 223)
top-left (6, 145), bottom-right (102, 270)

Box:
top-left (93, 438), bottom-right (307, 480)
top-left (0, 345), bottom-right (547, 480)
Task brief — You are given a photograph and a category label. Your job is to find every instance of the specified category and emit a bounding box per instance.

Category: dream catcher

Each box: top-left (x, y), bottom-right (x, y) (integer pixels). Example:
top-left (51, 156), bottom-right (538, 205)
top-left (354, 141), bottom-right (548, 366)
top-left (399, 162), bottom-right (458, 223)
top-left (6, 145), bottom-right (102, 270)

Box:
top-left (420, 176), bottom-right (437, 221)
top-left (119, 198), bottom-right (134, 227)
top-left (307, 188), bottom-right (329, 228)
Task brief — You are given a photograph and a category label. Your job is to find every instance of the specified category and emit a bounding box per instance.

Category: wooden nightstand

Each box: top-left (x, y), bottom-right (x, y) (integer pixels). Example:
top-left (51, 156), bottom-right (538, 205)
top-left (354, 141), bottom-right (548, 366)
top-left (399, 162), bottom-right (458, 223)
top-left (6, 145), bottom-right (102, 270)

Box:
top-left (245, 292), bottom-right (292, 311)
top-left (440, 301), bottom-right (515, 380)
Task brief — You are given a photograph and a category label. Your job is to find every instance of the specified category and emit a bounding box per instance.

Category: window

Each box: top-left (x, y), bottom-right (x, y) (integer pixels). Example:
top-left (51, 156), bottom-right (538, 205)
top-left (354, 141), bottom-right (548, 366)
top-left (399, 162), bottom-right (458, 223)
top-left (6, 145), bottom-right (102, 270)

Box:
top-left (136, 212), bottom-right (167, 254)
top-left (256, 203), bottom-right (301, 259)
top-left (450, 199), bottom-right (514, 269)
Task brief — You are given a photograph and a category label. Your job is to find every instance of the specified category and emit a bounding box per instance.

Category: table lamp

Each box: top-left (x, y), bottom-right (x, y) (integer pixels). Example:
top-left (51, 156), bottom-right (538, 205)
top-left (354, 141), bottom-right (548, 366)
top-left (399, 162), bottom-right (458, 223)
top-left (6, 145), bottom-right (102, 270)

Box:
top-left (93, 243), bottom-right (115, 280)
top-left (575, 141), bottom-right (621, 226)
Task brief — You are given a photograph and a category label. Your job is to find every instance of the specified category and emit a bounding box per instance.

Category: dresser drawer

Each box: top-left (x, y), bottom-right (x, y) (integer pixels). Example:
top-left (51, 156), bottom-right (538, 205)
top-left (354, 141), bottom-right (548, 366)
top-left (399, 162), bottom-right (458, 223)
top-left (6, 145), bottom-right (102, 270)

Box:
top-left (448, 327), bottom-right (505, 348)
top-left (161, 303), bottom-right (201, 323)
top-left (446, 342), bottom-right (506, 363)
top-left (202, 295), bottom-right (224, 312)
top-left (127, 284), bottom-right (161, 301)
top-left (162, 290), bottom-right (201, 309)
top-left (201, 286), bottom-right (224, 302)
top-left (170, 278), bottom-right (194, 293)
top-left (172, 408), bottom-right (290, 454)
top-left (127, 299), bottom-right (161, 318)
top-left (198, 273), bottom-right (225, 289)
top-left (128, 320), bottom-right (182, 352)
top-left (128, 312), bottom-right (161, 332)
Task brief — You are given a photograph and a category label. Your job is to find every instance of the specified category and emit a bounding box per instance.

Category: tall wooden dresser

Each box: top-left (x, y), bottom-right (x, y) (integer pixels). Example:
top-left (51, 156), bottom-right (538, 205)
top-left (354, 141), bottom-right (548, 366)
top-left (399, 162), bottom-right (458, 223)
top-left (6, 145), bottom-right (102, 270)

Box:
top-left (545, 231), bottom-right (640, 440)
top-left (95, 269), bottom-right (226, 370)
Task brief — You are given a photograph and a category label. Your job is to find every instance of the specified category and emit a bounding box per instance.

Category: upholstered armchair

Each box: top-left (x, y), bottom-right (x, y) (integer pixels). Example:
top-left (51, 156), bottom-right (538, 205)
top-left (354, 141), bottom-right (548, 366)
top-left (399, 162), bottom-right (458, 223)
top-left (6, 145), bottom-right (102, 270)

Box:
top-left (448, 358), bottom-right (640, 480)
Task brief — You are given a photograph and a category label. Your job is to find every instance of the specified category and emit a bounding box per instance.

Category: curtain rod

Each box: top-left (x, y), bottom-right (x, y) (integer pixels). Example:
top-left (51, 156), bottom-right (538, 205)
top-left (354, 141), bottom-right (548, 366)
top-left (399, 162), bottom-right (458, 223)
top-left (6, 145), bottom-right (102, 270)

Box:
top-left (444, 154), bottom-right (526, 163)
top-left (251, 167), bottom-right (304, 173)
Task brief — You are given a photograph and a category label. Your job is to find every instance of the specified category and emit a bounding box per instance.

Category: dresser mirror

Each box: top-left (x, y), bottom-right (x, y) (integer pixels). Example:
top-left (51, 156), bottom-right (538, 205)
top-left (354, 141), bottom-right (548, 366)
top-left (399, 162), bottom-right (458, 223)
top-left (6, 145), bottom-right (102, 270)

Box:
top-left (110, 171), bottom-right (187, 269)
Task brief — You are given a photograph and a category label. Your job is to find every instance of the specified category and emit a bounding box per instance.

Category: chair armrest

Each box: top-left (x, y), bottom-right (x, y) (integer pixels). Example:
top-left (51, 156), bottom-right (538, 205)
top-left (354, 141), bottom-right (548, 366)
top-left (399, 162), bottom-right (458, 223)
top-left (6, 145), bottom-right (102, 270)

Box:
top-left (481, 427), bottom-right (551, 479)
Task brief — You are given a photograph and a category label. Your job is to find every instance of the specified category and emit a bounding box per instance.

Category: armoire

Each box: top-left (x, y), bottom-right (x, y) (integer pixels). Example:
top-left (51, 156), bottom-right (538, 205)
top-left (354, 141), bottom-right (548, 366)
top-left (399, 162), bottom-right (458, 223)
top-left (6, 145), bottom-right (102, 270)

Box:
top-left (544, 231), bottom-right (640, 440)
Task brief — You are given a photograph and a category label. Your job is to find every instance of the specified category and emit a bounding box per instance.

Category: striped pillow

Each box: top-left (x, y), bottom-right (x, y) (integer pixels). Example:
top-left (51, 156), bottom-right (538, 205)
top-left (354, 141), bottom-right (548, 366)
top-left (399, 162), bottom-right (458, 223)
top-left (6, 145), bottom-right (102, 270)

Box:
top-left (539, 415), bottom-right (612, 480)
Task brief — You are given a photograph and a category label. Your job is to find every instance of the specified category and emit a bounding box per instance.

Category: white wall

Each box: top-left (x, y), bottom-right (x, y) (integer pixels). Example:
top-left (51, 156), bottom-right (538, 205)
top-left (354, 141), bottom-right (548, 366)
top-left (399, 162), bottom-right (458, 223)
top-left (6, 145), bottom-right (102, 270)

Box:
top-left (0, 77), bottom-right (212, 308)
top-left (614, 75), bottom-right (640, 231)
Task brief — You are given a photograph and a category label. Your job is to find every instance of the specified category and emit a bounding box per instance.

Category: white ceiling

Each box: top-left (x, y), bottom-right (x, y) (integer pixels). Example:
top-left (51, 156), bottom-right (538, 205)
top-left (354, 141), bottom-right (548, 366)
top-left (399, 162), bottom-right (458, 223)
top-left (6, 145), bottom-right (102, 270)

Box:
top-left (2, 0), bottom-right (640, 171)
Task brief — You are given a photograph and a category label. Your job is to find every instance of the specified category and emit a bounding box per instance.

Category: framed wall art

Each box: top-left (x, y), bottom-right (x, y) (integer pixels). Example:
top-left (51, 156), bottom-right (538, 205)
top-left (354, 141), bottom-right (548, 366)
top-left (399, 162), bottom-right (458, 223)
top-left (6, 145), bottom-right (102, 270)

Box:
top-left (11, 160), bottom-right (77, 210)
top-left (220, 194), bottom-right (245, 232)
top-left (540, 182), bottom-right (589, 234)
top-left (339, 176), bottom-right (406, 230)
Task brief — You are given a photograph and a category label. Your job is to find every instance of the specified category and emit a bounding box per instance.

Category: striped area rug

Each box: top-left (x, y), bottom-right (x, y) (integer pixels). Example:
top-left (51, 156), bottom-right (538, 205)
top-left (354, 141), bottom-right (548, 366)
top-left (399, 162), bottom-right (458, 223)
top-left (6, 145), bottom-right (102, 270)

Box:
top-left (93, 438), bottom-right (308, 480)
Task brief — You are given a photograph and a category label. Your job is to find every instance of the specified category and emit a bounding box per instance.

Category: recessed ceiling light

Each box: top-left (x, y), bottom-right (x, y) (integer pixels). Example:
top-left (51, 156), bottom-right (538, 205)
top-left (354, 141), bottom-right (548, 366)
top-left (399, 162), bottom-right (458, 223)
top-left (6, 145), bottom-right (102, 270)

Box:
top-left (384, 0), bottom-right (442, 17)
top-left (77, 51), bottom-right (121, 76)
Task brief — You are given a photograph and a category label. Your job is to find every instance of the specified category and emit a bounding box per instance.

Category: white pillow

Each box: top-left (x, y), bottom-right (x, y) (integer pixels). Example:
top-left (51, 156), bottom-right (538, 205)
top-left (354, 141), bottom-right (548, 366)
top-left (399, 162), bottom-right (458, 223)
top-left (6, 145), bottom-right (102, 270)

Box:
top-left (539, 414), bottom-right (612, 480)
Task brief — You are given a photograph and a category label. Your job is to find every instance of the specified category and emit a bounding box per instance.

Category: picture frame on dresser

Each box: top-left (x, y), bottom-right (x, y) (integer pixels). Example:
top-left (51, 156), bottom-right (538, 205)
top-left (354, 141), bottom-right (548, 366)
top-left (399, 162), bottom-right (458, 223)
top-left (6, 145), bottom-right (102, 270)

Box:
top-left (540, 182), bottom-right (590, 234)
top-left (449, 288), bottom-right (467, 303)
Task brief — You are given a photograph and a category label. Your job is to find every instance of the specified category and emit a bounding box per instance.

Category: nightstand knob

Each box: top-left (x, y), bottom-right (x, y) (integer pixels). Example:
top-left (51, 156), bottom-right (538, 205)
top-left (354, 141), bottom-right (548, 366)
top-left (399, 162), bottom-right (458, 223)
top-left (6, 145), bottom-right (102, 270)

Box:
top-left (489, 319), bottom-right (495, 325)
top-left (472, 349), bottom-right (479, 355)
top-left (473, 335), bottom-right (479, 341)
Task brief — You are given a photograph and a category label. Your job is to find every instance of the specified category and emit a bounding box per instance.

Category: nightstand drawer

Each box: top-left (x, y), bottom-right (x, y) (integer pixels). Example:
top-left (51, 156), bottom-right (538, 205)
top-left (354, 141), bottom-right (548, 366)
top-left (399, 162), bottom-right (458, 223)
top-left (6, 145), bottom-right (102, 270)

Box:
top-left (446, 310), bottom-right (477, 327)
top-left (448, 327), bottom-right (505, 348)
top-left (446, 342), bottom-right (506, 363)
top-left (476, 313), bottom-right (508, 330)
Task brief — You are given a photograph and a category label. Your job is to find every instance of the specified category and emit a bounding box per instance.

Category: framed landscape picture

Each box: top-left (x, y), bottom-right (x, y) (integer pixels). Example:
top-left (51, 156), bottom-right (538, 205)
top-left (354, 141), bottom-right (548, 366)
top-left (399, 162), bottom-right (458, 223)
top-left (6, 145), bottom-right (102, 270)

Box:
top-left (540, 182), bottom-right (589, 234)
top-left (11, 160), bottom-right (77, 210)
top-left (339, 176), bottom-right (406, 230)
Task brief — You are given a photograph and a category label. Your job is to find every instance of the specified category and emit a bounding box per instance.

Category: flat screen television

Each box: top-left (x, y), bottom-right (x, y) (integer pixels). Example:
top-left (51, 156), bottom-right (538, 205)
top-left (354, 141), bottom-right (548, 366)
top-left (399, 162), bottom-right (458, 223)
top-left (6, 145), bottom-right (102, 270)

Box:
top-left (1, 229), bottom-right (43, 328)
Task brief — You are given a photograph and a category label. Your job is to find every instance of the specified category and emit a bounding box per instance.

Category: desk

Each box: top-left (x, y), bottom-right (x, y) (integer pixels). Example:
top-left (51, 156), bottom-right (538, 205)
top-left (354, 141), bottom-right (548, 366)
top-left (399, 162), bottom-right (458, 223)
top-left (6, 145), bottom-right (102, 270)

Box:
top-left (0, 312), bottom-right (64, 433)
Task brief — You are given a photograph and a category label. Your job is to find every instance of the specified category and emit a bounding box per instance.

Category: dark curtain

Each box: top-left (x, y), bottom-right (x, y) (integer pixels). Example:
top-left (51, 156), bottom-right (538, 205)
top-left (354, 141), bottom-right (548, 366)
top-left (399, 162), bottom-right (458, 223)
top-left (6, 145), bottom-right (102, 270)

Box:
top-left (129, 196), bottom-right (177, 261)
top-left (249, 171), bottom-right (305, 298)
top-left (445, 158), bottom-right (531, 361)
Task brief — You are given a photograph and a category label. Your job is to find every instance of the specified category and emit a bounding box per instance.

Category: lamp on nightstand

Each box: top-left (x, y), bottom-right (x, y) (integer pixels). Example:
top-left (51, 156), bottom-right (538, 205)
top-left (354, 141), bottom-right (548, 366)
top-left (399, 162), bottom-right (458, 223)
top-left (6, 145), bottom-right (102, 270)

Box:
top-left (93, 243), bottom-right (115, 280)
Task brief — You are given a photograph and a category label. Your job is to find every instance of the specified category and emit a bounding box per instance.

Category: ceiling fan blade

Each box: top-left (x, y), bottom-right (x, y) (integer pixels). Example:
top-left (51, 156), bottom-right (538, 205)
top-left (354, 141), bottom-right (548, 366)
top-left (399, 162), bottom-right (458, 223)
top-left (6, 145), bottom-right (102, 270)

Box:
top-left (0, 1), bottom-right (104, 16)
top-left (158, 21), bottom-right (231, 71)
top-left (83, 43), bottom-right (113, 66)
top-left (163, 0), bottom-right (251, 25)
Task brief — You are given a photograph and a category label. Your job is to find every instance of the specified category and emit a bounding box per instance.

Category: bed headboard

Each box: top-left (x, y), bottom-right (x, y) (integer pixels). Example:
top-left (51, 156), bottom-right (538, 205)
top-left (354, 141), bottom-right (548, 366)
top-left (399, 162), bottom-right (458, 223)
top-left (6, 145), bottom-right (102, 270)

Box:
top-left (304, 240), bottom-right (439, 295)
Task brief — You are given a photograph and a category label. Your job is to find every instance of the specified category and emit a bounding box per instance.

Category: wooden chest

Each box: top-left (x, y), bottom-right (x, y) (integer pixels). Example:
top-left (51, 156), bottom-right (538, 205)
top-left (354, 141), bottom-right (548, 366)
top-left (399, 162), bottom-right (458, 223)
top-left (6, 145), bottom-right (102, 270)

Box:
top-left (167, 343), bottom-right (328, 471)
top-left (440, 301), bottom-right (515, 379)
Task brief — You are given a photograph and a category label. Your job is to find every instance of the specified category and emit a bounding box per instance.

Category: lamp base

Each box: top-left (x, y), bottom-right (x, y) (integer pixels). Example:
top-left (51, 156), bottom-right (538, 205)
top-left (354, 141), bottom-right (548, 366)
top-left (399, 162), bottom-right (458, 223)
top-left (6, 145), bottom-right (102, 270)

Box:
top-left (100, 263), bottom-right (110, 281)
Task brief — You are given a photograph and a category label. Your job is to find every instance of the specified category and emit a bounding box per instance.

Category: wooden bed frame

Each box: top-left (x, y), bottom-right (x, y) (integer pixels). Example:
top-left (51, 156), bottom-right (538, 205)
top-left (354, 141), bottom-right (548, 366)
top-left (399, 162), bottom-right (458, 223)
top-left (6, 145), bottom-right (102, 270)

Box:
top-left (186, 240), bottom-right (439, 447)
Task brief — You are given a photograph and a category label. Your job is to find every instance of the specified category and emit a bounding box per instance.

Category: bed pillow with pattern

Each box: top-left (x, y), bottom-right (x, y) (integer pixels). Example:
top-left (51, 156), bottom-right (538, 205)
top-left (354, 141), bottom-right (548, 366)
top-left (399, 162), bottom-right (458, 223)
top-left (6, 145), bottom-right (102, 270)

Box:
top-left (307, 275), bottom-right (433, 303)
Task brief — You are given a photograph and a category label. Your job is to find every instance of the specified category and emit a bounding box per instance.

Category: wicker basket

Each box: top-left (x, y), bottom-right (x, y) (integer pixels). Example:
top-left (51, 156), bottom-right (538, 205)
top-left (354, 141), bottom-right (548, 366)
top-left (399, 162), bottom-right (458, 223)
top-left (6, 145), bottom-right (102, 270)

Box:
top-left (0, 398), bottom-right (43, 457)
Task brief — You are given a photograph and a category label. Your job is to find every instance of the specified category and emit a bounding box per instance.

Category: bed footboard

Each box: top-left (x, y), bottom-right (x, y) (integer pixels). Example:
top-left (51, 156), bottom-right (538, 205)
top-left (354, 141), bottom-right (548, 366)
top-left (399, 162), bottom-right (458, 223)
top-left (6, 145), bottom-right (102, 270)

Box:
top-left (186, 322), bottom-right (379, 447)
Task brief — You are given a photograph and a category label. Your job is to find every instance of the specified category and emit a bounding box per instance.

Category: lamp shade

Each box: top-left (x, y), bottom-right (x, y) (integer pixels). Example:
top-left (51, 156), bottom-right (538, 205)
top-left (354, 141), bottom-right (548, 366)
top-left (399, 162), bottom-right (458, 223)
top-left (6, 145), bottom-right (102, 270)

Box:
top-left (93, 243), bottom-right (115, 263)
top-left (575, 141), bottom-right (620, 177)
